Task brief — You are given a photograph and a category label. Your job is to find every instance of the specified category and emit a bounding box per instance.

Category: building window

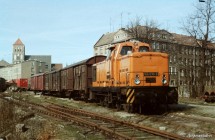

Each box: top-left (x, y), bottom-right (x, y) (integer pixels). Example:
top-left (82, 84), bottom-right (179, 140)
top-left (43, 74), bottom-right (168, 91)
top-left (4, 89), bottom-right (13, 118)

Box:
top-left (196, 50), bottom-right (199, 55)
top-left (45, 65), bottom-right (48, 69)
top-left (169, 67), bottom-right (172, 74)
top-left (180, 69), bottom-right (184, 77)
top-left (162, 44), bottom-right (166, 50)
top-left (173, 56), bottom-right (176, 62)
top-left (152, 42), bottom-right (156, 50)
top-left (180, 80), bottom-right (183, 85)
top-left (188, 49), bottom-right (190, 54)
top-left (193, 60), bottom-right (195, 66)
top-left (174, 67), bottom-right (177, 75)
top-left (156, 42), bottom-right (159, 49)
top-left (170, 80), bottom-right (175, 86)
top-left (161, 34), bottom-right (167, 39)
top-left (196, 70), bottom-right (199, 77)
top-left (193, 49), bottom-right (195, 55)
top-left (170, 56), bottom-right (172, 62)
top-left (14, 55), bottom-right (17, 60)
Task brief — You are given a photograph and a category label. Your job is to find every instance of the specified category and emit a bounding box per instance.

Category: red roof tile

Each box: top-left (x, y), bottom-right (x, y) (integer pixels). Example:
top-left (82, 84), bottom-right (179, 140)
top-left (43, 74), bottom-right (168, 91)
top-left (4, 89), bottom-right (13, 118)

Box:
top-left (13, 38), bottom-right (24, 45)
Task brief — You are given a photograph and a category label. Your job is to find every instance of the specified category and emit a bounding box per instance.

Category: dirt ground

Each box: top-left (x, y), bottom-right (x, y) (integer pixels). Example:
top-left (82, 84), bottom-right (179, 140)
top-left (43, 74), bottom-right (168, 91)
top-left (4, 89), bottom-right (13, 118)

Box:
top-left (1, 91), bottom-right (215, 140)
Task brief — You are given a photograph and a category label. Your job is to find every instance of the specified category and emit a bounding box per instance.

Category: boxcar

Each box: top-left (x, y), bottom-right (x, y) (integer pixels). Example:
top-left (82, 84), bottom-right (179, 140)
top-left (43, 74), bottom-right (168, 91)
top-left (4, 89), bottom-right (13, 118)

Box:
top-left (52, 70), bottom-right (61, 93)
top-left (44, 72), bottom-right (49, 92)
top-left (30, 73), bottom-right (45, 93)
top-left (60, 65), bottom-right (74, 96)
top-left (60, 55), bottom-right (106, 98)
top-left (16, 79), bottom-right (28, 89)
top-left (8, 78), bottom-right (28, 92)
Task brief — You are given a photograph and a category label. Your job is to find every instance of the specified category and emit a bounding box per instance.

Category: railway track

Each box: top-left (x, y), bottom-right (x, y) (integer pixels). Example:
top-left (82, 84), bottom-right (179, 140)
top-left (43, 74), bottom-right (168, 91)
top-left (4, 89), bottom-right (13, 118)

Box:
top-left (1, 95), bottom-right (190, 140)
top-left (44, 101), bottom-right (191, 140)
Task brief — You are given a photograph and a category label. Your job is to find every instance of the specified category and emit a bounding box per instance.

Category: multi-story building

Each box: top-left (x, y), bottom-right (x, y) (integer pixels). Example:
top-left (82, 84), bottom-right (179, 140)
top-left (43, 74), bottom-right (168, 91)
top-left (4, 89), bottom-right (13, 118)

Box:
top-left (0, 60), bottom-right (45, 84)
top-left (94, 28), bottom-right (215, 97)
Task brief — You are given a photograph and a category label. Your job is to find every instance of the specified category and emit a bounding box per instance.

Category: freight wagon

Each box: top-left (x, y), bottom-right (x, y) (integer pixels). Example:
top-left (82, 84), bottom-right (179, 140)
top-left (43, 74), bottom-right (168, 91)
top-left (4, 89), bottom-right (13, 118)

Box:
top-left (34, 55), bottom-right (106, 97)
top-left (30, 73), bottom-right (45, 93)
top-left (9, 78), bottom-right (28, 92)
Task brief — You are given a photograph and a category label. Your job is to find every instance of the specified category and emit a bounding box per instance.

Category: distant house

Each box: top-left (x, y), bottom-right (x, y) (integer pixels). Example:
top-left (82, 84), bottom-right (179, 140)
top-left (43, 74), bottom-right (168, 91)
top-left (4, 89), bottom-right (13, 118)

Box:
top-left (94, 28), bottom-right (135, 56)
top-left (0, 59), bottom-right (10, 68)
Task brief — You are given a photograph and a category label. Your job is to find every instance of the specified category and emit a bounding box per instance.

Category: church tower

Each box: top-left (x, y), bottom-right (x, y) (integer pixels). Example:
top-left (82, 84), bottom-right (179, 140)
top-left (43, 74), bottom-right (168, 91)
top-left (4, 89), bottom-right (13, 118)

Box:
top-left (12, 38), bottom-right (25, 64)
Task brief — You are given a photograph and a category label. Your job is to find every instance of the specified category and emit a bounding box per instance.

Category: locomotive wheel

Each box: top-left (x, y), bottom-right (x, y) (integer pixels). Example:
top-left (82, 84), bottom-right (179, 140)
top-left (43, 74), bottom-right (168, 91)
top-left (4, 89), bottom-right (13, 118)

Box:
top-left (125, 104), bottom-right (133, 113)
top-left (129, 104), bottom-right (134, 113)
top-left (116, 103), bottom-right (122, 111)
top-left (99, 99), bottom-right (105, 106)
top-left (106, 103), bottom-right (112, 108)
top-left (60, 92), bottom-right (66, 98)
top-left (104, 96), bottom-right (111, 108)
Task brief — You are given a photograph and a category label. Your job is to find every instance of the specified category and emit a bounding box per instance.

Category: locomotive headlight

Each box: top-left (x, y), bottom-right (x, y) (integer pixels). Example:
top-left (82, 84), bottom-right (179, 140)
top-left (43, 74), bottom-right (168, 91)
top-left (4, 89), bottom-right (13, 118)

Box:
top-left (134, 74), bottom-right (140, 85)
top-left (162, 74), bottom-right (167, 84)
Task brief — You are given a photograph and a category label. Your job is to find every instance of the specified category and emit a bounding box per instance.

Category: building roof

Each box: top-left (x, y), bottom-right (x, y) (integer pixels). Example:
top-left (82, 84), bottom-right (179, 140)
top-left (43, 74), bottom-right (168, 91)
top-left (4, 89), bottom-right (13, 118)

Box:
top-left (94, 32), bottom-right (117, 47)
top-left (208, 43), bottom-right (215, 49)
top-left (172, 33), bottom-right (198, 47)
top-left (0, 59), bottom-right (10, 67)
top-left (13, 38), bottom-right (24, 45)
top-left (95, 26), bottom-right (214, 49)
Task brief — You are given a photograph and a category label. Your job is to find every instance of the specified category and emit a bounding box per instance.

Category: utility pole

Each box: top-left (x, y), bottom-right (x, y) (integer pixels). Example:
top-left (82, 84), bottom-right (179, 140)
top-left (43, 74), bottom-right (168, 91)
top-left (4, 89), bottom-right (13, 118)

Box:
top-left (120, 12), bottom-right (123, 28)
top-left (110, 17), bottom-right (112, 32)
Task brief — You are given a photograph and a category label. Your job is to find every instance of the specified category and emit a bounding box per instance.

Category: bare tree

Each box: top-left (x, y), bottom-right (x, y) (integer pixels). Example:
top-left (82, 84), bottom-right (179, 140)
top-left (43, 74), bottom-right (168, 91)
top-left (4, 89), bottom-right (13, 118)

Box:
top-left (182, 0), bottom-right (215, 44)
top-left (181, 0), bottom-right (215, 96)
top-left (126, 16), bottom-right (160, 44)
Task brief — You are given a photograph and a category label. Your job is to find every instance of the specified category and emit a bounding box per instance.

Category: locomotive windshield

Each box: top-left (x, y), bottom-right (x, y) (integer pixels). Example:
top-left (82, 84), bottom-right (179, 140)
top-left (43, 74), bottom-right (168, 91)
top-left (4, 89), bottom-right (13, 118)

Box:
top-left (120, 46), bottom-right (132, 55)
top-left (139, 46), bottom-right (149, 52)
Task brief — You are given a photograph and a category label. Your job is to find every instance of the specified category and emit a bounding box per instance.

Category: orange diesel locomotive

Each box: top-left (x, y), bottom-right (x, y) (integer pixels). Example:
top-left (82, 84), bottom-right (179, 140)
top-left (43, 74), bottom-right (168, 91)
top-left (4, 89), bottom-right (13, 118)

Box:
top-left (90, 41), bottom-right (178, 113)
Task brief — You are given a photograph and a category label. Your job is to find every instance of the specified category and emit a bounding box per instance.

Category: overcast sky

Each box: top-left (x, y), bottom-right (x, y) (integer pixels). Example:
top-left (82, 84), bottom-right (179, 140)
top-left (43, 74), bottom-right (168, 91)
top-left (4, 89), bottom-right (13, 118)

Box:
top-left (0, 0), bottom-right (199, 67)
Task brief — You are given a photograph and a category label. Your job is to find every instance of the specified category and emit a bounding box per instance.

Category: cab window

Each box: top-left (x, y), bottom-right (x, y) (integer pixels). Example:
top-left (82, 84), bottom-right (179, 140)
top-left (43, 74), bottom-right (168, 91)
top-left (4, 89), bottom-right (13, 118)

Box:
top-left (120, 46), bottom-right (132, 55)
top-left (139, 46), bottom-right (149, 52)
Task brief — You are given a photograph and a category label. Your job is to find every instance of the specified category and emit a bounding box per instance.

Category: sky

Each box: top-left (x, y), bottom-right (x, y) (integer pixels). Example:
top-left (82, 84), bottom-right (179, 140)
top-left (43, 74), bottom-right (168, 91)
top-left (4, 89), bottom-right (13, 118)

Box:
top-left (0, 0), bottom-right (199, 67)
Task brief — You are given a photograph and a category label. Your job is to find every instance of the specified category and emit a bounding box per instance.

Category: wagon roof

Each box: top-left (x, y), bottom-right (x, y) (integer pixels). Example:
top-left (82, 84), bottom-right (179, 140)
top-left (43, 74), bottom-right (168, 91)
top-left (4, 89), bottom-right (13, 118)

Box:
top-left (31, 73), bottom-right (45, 77)
top-left (62, 55), bottom-right (106, 70)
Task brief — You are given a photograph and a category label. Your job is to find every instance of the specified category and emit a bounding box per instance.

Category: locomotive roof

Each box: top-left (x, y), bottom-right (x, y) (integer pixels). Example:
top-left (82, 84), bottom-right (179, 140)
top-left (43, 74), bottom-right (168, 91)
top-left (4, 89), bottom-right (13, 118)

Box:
top-left (62, 55), bottom-right (106, 70)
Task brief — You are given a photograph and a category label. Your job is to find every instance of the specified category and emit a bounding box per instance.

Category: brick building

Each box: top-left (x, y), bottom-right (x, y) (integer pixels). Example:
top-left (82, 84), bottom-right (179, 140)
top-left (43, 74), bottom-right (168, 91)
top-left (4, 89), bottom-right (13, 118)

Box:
top-left (94, 28), bottom-right (215, 97)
